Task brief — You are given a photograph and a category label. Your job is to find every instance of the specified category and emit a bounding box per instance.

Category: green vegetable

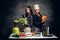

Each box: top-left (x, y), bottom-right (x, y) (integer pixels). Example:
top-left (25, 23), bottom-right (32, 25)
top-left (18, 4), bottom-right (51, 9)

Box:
top-left (13, 20), bottom-right (19, 23)
top-left (19, 18), bottom-right (28, 25)
top-left (12, 34), bottom-right (19, 37)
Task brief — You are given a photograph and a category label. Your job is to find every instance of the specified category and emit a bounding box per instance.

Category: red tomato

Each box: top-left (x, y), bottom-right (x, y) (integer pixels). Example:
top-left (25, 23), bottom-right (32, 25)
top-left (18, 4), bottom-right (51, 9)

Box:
top-left (19, 33), bottom-right (26, 37)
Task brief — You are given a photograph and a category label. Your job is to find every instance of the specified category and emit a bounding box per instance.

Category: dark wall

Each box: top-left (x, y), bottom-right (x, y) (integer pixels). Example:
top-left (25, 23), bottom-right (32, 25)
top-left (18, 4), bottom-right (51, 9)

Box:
top-left (0, 0), bottom-right (60, 40)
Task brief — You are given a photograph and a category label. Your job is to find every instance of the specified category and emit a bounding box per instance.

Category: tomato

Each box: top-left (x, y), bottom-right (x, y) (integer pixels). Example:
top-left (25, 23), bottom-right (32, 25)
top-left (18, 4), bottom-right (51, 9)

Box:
top-left (19, 33), bottom-right (26, 37)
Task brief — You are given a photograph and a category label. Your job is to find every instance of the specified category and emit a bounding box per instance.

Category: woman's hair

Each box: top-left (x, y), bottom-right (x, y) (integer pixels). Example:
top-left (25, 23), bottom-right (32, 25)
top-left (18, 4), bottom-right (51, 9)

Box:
top-left (25, 6), bottom-right (33, 17)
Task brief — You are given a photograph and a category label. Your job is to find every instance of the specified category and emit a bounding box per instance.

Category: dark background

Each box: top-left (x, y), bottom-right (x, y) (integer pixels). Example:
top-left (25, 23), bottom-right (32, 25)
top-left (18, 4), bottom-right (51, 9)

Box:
top-left (0, 0), bottom-right (60, 40)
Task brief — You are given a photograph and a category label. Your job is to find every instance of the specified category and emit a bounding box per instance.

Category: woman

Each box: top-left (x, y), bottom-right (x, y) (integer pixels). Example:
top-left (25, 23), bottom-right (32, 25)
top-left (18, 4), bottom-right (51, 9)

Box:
top-left (33, 4), bottom-right (42, 32)
top-left (25, 6), bottom-right (33, 27)
top-left (33, 4), bottom-right (47, 32)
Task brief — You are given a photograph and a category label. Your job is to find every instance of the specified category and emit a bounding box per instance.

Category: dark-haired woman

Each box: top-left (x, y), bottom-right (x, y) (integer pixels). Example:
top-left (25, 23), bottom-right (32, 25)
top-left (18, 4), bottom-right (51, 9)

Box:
top-left (25, 6), bottom-right (33, 28)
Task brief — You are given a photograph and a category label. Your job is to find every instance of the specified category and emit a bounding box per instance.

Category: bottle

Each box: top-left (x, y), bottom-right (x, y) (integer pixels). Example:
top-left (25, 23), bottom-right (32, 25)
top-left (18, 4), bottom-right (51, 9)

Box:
top-left (42, 28), bottom-right (47, 36)
top-left (42, 25), bottom-right (47, 36)
top-left (46, 27), bottom-right (49, 36)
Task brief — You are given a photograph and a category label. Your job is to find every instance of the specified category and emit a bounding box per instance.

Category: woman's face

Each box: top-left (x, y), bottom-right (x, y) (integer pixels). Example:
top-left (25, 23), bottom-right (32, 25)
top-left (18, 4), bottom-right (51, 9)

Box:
top-left (26, 7), bottom-right (30, 13)
top-left (35, 9), bottom-right (40, 14)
